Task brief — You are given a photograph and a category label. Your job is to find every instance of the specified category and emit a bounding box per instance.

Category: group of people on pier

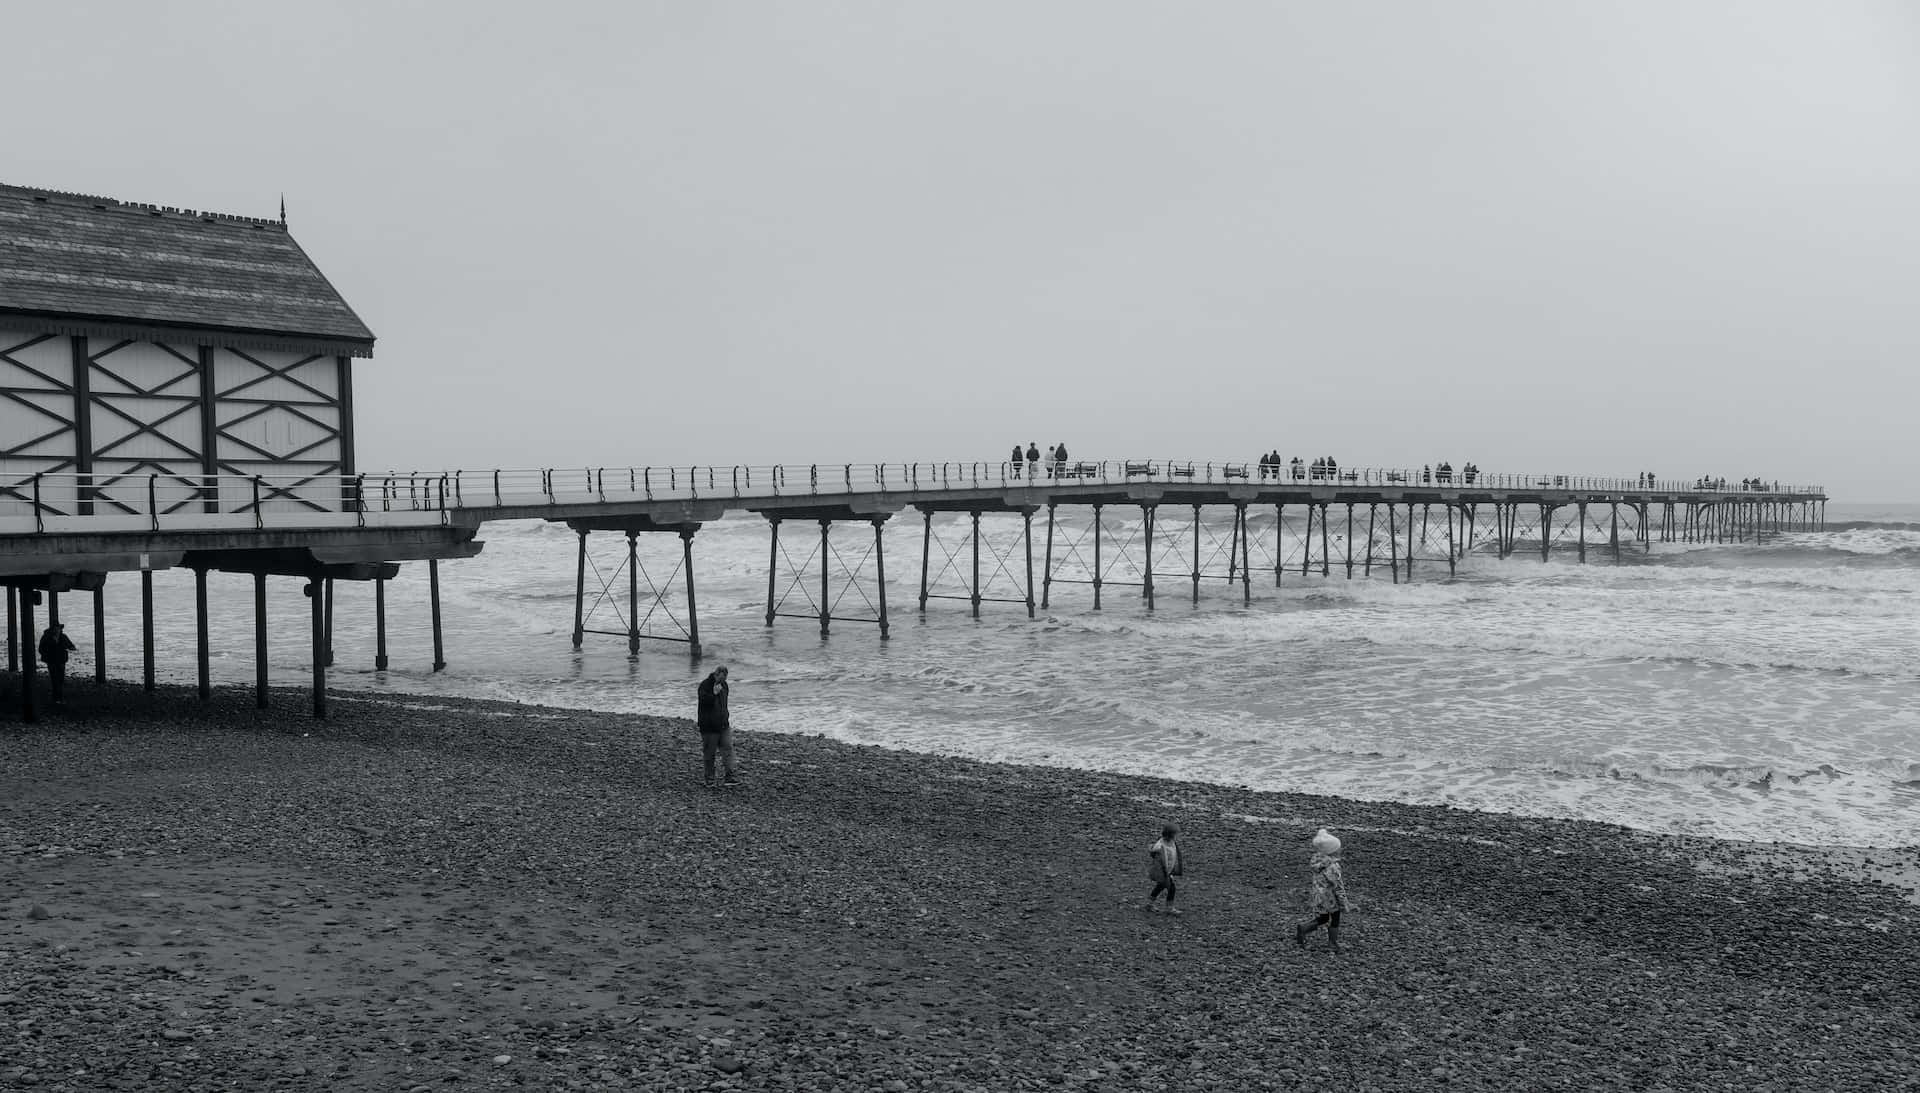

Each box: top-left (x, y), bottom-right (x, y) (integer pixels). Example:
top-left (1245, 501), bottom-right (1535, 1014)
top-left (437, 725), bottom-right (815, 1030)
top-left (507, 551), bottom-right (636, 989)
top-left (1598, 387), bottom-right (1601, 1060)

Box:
top-left (1693, 476), bottom-right (1780, 492)
top-left (1008, 442), bottom-right (1074, 480)
top-left (1253, 455), bottom-right (1349, 481)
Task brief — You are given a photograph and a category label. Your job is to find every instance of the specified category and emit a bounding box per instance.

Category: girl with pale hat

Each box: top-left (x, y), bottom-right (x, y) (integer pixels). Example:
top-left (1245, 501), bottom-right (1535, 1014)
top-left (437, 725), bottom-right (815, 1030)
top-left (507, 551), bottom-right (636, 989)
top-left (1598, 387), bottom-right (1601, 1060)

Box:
top-left (1145, 824), bottom-right (1183, 915)
top-left (1294, 827), bottom-right (1349, 952)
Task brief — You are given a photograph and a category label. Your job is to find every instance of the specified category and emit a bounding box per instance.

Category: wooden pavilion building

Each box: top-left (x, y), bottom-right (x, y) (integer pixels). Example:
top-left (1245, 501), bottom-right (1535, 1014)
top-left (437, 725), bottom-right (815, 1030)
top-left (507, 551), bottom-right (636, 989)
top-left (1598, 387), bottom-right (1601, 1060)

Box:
top-left (0, 182), bottom-right (480, 721)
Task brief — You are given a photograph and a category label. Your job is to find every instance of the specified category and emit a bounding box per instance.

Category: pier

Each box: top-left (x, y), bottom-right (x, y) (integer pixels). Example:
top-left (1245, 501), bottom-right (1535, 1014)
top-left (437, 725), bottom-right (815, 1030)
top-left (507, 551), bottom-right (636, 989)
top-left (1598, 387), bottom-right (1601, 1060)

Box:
top-left (1, 460), bottom-right (1826, 722)
top-left (0, 181), bottom-right (1830, 722)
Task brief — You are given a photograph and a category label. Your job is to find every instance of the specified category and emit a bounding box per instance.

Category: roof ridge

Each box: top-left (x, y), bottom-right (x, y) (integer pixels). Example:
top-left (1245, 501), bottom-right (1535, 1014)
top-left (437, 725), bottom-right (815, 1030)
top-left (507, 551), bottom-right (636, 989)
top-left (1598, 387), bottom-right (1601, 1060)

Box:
top-left (0, 181), bottom-right (285, 229)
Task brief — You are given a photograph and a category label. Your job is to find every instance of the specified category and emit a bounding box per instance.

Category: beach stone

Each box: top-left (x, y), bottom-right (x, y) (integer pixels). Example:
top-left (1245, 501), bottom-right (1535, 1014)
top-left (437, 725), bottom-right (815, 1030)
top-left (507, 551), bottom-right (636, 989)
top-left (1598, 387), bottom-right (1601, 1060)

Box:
top-left (25, 905), bottom-right (50, 920)
top-left (712, 1055), bottom-right (745, 1074)
top-left (161, 1029), bottom-right (192, 1041)
top-left (493, 1055), bottom-right (513, 1065)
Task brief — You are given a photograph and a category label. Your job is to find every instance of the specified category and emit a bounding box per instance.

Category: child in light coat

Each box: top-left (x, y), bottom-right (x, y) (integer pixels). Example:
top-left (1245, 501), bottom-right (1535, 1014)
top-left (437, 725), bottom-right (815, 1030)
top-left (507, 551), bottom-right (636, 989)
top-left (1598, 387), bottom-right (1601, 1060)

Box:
top-left (1294, 827), bottom-right (1348, 952)
top-left (1146, 824), bottom-right (1183, 915)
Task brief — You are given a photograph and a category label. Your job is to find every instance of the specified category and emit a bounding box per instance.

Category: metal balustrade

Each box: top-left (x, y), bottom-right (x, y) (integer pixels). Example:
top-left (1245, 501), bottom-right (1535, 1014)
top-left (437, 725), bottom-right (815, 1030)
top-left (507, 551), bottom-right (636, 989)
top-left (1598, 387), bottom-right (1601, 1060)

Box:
top-left (0, 463), bottom-right (1828, 535)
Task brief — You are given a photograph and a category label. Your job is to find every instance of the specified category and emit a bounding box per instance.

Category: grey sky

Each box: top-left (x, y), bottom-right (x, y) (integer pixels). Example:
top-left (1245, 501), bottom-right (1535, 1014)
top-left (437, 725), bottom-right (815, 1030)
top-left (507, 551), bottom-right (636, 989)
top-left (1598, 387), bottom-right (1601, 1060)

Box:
top-left (7, 3), bottom-right (1916, 497)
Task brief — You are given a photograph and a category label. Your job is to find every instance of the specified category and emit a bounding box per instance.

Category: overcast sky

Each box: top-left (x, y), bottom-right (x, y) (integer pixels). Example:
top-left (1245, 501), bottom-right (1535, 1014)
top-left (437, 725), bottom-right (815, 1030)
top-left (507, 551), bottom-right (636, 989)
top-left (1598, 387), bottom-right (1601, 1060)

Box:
top-left (7, 3), bottom-right (1916, 498)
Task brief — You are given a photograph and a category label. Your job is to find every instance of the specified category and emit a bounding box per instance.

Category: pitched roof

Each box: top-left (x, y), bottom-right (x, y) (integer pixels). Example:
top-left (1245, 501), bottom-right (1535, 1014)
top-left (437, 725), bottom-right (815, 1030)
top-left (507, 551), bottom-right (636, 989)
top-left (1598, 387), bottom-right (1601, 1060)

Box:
top-left (0, 183), bottom-right (375, 357)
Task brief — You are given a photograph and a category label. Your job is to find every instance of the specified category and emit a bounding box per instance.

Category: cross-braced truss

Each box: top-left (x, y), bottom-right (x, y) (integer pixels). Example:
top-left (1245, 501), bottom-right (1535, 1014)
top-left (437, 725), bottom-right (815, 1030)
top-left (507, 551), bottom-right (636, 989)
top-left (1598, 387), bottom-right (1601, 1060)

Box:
top-left (764, 518), bottom-right (892, 637)
top-left (1039, 504), bottom-right (1157, 610)
top-left (916, 509), bottom-right (1035, 617)
top-left (570, 528), bottom-right (702, 656)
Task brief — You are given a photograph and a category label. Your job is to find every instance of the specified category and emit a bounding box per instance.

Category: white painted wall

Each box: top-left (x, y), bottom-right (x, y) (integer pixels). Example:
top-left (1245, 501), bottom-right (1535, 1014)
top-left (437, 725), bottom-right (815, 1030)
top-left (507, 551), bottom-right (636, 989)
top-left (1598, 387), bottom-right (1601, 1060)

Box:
top-left (0, 329), bottom-right (80, 516)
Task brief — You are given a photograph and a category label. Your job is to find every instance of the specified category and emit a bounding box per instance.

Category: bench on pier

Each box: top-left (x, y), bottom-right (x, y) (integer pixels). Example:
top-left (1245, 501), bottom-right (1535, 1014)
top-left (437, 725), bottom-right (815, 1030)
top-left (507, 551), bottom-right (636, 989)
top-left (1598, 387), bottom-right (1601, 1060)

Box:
top-left (1055, 461), bottom-right (1098, 480)
top-left (1222, 463), bottom-right (1250, 480)
top-left (1535, 476), bottom-right (1568, 488)
top-left (1124, 461), bottom-right (1158, 478)
top-left (1169, 462), bottom-right (1196, 479)
top-left (1385, 471), bottom-right (1406, 483)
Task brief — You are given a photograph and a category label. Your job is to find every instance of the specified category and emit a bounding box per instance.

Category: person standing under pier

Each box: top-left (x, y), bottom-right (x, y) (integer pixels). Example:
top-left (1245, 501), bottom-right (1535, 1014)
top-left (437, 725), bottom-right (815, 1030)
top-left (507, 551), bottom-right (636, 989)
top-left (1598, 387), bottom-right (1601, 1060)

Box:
top-left (38, 623), bottom-right (75, 706)
top-left (697, 666), bottom-right (738, 788)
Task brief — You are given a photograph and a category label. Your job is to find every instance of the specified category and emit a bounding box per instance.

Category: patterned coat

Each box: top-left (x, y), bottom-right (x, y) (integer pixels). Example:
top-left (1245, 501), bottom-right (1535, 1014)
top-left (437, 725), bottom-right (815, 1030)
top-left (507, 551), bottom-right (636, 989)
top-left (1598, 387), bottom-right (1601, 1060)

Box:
top-left (1306, 852), bottom-right (1347, 915)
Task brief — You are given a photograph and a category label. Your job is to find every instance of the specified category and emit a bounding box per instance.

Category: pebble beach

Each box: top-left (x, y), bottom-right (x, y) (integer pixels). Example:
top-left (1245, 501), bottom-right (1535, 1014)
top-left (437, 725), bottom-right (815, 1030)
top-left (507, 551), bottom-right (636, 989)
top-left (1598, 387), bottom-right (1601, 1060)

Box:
top-left (3, 683), bottom-right (1918, 1092)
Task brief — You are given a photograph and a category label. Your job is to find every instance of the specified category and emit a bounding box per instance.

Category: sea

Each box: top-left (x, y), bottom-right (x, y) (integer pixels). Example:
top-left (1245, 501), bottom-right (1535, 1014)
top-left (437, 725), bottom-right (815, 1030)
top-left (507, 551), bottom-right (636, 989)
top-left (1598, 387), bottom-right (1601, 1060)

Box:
top-left (68, 500), bottom-right (1920, 849)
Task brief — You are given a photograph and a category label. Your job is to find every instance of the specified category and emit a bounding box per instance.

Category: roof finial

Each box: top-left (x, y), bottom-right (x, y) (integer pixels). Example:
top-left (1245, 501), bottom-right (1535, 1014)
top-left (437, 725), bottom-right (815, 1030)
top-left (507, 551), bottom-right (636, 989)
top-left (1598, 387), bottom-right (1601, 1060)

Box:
top-left (279, 193), bottom-right (287, 226)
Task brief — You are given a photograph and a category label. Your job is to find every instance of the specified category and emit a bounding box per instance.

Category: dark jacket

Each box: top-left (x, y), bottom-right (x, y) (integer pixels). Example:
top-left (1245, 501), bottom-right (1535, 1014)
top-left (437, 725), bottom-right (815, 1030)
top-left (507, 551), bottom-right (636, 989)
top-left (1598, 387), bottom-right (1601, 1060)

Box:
top-left (38, 628), bottom-right (75, 667)
top-left (697, 674), bottom-right (730, 731)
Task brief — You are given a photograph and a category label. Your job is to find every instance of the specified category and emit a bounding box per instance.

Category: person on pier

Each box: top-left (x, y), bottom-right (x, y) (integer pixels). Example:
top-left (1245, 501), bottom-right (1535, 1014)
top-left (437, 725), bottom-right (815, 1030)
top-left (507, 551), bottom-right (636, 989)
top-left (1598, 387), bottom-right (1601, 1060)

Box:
top-left (697, 666), bottom-right (738, 788)
top-left (1292, 456), bottom-right (1305, 481)
top-left (1054, 442), bottom-right (1069, 479)
top-left (38, 623), bottom-right (76, 706)
top-left (1026, 442), bottom-right (1040, 479)
top-left (1011, 444), bottom-right (1023, 476)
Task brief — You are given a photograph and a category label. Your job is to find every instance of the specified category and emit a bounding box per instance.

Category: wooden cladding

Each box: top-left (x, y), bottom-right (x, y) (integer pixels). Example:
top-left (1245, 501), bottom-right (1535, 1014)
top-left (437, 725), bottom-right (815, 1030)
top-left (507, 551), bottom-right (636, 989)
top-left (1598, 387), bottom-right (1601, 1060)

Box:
top-left (0, 328), bottom-right (355, 516)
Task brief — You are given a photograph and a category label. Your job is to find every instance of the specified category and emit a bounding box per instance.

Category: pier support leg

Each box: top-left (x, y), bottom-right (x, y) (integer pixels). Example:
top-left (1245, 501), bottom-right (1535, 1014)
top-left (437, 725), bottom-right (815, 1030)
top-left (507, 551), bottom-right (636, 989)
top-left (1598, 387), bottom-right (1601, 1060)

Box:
top-left (970, 511), bottom-right (982, 619)
top-left (870, 520), bottom-right (888, 641)
top-left (254, 573), bottom-right (269, 709)
top-left (1365, 505), bottom-right (1377, 577)
top-left (1611, 504), bottom-right (1621, 563)
top-left (428, 559), bottom-right (446, 672)
top-left (307, 578), bottom-right (326, 719)
top-left (1446, 504), bottom-right (1457, 576)
top-left (819, 520), bottom-right (831, 636)
top-left (627, 532), bottom-right (640, 655)
top-left (1143, 505), bottom-right (1156, 610)
top-left (1406, 503), bottom-right (1415, 580)
top-left (1320, 504), bottom-right (1331, 577)
top-left (1041, 505), bottom-right (1055, 610)
top-left (918, 510), bottom-right (932, 612)
top-left (1092, 505), bottom-right (1104, 610)
top-left (1540, 505), bottom-right (1552, 562)
top-left (1577, 503), bottom-right (1587, 563)
top-left (682, 530), bottom-right (704, 657)
top-left (194, 567), bottom-right (211, 701)
top-left (18, 589), bottom-right (36, 723)
top-left (1239, 506), bottom-right (1252, 605)
top-left (1192, 504), bottom-right (1203, 605)
top-left (323, 578), bottom-right (335, 668)
top-left (46, 591), bottom-right (64, 705)
top-left (1345, 504), bottom-right (1355, 578)
top-left (1388, 504), bottom-right (1399, 583)
top-left (141, 571), bottom-right (154, 692)
top-left (1274, 505), bottom-right (1285, 588)
top-left (93, 585), bottom-right (106, 684)
top-left (572, 530), bottom-right (588, 648)
top-left (374, 576), bottom-right (389, 670)
top-left (4, 586), bottom-right (13, 674)
top-left (766, 519), bottom-right (781, 626)
top-left (1023, 509), bottom-right (1035, 619)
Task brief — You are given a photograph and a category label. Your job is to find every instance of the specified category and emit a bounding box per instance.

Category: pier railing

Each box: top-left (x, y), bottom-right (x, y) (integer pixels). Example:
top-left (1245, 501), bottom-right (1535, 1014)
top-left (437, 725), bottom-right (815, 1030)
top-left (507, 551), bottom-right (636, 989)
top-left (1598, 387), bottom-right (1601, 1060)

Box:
top-left (0, 464), bottom-right (1828, 536)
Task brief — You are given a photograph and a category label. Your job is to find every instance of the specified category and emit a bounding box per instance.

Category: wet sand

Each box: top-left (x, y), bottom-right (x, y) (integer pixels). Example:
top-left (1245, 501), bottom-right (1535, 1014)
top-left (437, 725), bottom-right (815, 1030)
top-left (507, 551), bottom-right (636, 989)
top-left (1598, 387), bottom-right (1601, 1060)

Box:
top-left (2, 682), bottom-right (1917, 1091)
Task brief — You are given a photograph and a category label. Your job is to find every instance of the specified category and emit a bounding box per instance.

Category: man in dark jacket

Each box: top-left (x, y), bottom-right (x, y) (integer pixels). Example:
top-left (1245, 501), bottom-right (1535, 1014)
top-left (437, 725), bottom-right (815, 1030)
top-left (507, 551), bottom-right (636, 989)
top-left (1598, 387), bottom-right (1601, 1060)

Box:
top-left (697, 666), bottom-right (737, 787)
top-left (38, 623), bottom-right (76, 705)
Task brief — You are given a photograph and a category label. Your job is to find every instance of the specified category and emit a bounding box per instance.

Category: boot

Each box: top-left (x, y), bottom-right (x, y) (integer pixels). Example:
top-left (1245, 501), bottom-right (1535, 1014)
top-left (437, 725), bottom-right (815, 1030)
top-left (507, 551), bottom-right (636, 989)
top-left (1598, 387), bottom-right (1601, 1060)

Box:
top-left (1327, 925), bottom-right (1341, 954)
top-left (1294, 921), bottom-right (1309, 948)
